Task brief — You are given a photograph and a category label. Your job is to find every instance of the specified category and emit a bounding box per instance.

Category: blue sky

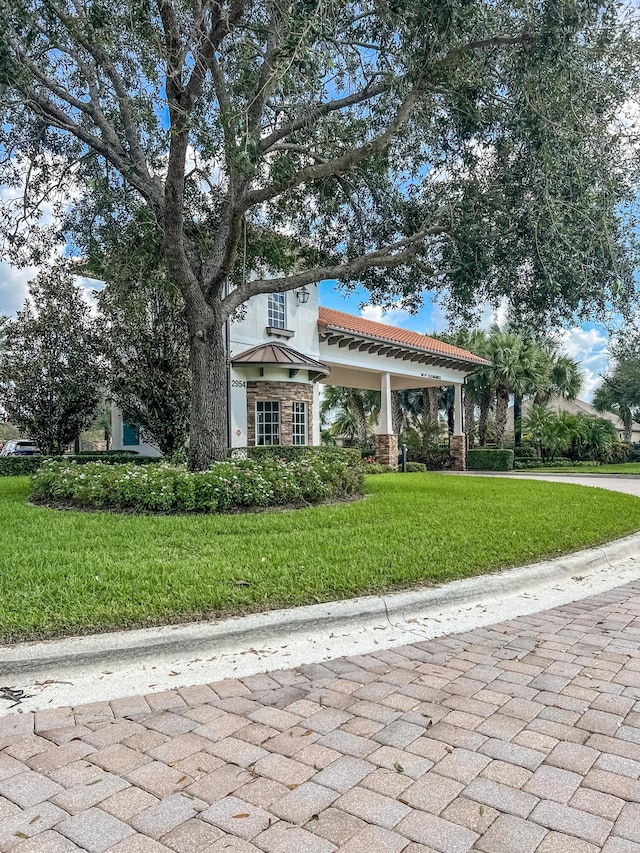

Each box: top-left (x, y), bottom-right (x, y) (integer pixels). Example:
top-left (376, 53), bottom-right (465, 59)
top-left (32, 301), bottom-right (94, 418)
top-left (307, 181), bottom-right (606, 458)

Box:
top-left (0, 260), bottom-right (611, 402)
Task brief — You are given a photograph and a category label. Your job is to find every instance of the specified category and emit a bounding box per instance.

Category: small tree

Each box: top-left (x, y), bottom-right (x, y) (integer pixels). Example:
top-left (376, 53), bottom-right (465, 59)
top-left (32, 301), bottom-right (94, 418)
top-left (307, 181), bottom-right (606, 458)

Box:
top-left (0, 264), bottom-right (101, 453)
top-left (95, 245), bottom-right (191, 457)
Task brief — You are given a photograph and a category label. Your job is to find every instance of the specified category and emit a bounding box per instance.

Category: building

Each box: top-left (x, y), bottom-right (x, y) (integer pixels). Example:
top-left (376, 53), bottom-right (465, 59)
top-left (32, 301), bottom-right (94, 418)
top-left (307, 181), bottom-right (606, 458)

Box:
top-left (112, 285), bottom-right (488, 468)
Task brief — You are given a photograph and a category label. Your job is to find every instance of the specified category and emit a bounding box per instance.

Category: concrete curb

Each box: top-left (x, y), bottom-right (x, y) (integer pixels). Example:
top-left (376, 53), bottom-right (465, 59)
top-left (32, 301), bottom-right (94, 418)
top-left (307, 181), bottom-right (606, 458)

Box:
top-left (493, 472), bottom-right (640, 480)
top-left (2, 532), bottom-right (640, 679)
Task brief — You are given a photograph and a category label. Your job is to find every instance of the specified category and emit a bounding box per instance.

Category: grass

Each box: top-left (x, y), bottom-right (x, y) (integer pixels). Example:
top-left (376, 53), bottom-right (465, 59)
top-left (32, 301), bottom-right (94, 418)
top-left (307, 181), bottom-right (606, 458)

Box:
top-left (1, 473), bottom-right (640, 643)
top-left (519, 463), bottom-right (640, 474)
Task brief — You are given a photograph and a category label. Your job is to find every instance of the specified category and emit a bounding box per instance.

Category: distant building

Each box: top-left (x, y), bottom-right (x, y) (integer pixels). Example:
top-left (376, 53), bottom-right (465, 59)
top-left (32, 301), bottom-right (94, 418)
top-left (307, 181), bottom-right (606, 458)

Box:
top-left (507, 397), bottom-right (640, 443)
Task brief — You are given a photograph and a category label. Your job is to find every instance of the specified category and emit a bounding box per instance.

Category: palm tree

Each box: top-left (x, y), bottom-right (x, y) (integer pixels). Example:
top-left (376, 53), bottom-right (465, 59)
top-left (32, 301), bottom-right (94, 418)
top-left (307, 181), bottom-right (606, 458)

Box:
top-left (513, 346), bottom-right (581, 446)
top-left (432, 328), bottom-right (490, 446)
top-left (320, 386), bottom-right (380, 448)
top-left (393, 388), bottom-right (424, 434)
top-left (582, 415), bottom-right (617, 459)
top-left (592, 359), bottom-right (640, 442)
top-left (523, 402), bottom-right (552, 458)
top-left (536, 351), bottom-right (583, 404)
top-left (485, 330), bottom-right (549, 447)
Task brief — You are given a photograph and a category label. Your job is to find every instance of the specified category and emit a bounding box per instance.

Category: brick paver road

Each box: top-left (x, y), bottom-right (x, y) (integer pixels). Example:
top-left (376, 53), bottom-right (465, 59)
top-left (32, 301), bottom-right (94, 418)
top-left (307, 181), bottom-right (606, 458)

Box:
top-left (4, 583), bottom-right (640, 851)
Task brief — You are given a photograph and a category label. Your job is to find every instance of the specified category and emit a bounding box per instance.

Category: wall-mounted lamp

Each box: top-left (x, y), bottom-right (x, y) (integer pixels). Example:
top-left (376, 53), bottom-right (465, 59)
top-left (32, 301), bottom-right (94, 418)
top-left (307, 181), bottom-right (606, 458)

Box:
top-left (296, 285), bottom-right (310, 304)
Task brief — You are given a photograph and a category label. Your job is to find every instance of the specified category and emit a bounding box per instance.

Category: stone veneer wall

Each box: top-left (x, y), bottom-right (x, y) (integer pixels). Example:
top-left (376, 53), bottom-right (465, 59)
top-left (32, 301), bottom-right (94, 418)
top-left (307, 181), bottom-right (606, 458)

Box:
top-left (450, 434), bottom-right (466, 471)
top-left (246, 381), bottom-right (314, 446)
top-left (375, 434), bottom-right (399, 470)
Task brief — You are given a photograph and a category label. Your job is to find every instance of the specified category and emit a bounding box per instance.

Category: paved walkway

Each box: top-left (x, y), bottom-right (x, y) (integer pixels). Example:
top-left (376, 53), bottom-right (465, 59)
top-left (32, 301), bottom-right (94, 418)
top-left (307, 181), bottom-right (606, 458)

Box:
top-left (462, 472), bottom-right (640, 497)
top-left (4, 584), bottom-right (640, 852)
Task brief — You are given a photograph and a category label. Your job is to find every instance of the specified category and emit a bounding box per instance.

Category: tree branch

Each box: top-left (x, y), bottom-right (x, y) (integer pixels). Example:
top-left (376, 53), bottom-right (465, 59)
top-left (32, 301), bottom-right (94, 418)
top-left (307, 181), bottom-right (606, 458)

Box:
top-left (17, 86), bottom-right (159, 208)
top-left (243, 83), bottom-right (422, 210)
top-left (48, 0), bottom-right (162, 206)
top-left (258, 79), bottom-right (389, 152)
top-left (220, 222), bottom-right (450, 318)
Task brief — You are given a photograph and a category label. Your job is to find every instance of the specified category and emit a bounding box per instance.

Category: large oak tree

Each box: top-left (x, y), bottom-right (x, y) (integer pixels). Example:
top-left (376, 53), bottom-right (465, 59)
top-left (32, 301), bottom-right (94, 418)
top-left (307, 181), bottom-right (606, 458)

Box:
top-left (0, 0), bottom-right (637, 468)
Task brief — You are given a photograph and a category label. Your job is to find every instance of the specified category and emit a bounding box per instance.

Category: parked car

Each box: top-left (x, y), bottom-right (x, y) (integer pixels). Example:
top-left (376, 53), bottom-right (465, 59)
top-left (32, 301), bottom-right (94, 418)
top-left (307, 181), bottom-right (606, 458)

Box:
top-left (0, 440), bottom-right (40, 456)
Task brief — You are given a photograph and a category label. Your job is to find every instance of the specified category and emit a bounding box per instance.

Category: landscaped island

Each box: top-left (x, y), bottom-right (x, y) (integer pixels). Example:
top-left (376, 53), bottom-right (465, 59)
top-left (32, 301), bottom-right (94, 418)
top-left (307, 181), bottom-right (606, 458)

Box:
top-left (30, 453), bottom-right (363, 513)
top-left (1, 473), bottom-right (639, 643)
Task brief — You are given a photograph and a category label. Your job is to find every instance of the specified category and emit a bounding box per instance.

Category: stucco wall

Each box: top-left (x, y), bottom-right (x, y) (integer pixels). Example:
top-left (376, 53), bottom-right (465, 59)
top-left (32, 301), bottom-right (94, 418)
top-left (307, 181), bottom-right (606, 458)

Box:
top-left (110, 403), bottom-right (162, 457)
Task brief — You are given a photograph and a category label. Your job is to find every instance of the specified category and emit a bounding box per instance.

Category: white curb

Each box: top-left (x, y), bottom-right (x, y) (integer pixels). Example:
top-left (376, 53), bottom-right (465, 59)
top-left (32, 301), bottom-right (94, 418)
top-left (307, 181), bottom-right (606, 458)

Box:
top-left (1, 532), bottom-right (639, 715)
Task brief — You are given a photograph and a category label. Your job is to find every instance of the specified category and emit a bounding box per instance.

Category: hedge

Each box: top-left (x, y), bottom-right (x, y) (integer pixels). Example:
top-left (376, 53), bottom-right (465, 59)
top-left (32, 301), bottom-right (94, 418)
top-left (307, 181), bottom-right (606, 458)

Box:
top-left (513, 446), bottom-right (538, 459)
top-left (514, 457), bottom-right (591, 470)
top-left (0, 456), bottom-right (42, 476)
top-left (406, 462), bottom-right (427, 473)
top-left (30, 455), bottom-right (365, 513)
top-left (408, 448), bottom-right (454, 470)
top-left (466, 449), bottom-right (514, 471)
top-left (0, 453), bottom-right (157, 477)
top-left (239, 445), bottom-right (362, 466)
top-left (360, 459), bottom-right (393, 474)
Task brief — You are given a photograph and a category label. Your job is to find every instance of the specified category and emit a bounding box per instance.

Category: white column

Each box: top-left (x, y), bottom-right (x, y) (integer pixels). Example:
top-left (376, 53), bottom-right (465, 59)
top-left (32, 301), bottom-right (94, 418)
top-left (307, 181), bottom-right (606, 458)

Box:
top-left (380, 372), bottom-right (393, 433)
top-left (453, 383), bottom-right (463, 436)
top-left (312, 384), bottom-right (321, 446)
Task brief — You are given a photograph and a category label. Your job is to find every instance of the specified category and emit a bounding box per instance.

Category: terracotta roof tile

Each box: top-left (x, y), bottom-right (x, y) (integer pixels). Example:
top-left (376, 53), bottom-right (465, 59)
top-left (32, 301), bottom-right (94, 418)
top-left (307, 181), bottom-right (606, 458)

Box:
top-left (318, 307), bottom-right (488, 364)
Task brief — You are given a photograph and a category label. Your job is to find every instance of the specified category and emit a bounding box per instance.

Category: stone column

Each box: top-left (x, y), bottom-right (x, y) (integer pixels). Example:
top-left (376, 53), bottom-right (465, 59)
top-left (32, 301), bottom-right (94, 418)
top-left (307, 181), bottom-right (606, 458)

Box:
top-left (375, 433), bottom-right (399, 469)
top-left (450, 434), bottom-right (466, 471)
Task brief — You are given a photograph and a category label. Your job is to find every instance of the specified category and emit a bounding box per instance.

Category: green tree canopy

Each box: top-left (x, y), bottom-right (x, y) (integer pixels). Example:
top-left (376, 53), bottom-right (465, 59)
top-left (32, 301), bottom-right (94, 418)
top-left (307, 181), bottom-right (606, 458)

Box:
top-left (593, 355), bottom-right (640, 441)
top-left (0, 0), bottom-right (637, 466)
top-left (0, 263), bottom-right (102, 453)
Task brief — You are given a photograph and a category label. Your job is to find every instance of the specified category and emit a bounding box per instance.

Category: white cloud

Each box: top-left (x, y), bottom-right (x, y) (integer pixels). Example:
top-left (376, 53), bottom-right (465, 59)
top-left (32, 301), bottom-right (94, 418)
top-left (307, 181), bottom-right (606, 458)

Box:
top-left (558, 326), bottom-right (608, 361)
top-left (425, 301), bottom-right (449, 334)
top-left (478, 297), bottom-right (509, 330)
top-left (360, 303), bottom-right (413, 327)
top-left (0, 262), bottom-right (38, 317)
top-left (558, 326), bottom-right (610, 403)
top-left (0, 262), bottom-right (101, 318)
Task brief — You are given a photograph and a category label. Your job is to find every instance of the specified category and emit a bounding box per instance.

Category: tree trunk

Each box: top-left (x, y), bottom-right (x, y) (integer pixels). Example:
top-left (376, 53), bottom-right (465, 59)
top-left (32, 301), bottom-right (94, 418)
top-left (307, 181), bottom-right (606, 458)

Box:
top-left (495, 386), bottom-right (510, 446)
top-left (351, 392), bottom-right (368, 448)
top-left (421, 388), bottom-right (431, 423)
top-left (185, 303), bottom-right (228, 470)
top-left (464, 389), bottom-right (475, 448)
top-left (446, 391), bottom-right (454, 435)
top-left (391, 390), bottom-right (402, 434)
top-left (422, 387), bottom-right (439, 425)
top-left (478, 391), bottom-right (491, 446)
top-left (514, 394), bottom-right (522, 447)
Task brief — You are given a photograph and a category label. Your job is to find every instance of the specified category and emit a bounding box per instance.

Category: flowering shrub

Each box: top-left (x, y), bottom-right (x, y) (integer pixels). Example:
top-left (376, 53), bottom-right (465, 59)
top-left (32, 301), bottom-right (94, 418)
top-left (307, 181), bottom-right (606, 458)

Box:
top-left (360, 458), bottom-right (393, 474)
top-left (30, 455), bottom-right (365, 513)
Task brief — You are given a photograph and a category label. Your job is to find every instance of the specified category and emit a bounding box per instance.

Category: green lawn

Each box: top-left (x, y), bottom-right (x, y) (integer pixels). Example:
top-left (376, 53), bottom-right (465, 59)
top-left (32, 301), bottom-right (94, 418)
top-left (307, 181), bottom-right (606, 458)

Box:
top-left (520, 463), bottom-right (640, 474)
top-left (1, 473), bottom-right (640, 643)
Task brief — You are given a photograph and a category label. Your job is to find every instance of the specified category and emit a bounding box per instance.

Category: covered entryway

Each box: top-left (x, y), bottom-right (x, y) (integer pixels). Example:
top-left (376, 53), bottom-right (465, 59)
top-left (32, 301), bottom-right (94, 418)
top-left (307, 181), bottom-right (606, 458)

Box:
top-left (318, 308), bottom-right (488, 469)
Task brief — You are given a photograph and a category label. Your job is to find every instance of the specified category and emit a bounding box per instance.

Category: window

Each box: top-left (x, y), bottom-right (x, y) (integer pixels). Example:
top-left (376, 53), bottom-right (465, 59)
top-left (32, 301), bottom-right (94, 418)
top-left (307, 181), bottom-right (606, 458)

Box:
top-left (122, 422), bottom-right (140, 446)
top-left (256, 401), bottom-right (280, 445)
top-left (268, 292), bottom-right (286, 328)
top-left (292, 402), bottom-right (307, 446)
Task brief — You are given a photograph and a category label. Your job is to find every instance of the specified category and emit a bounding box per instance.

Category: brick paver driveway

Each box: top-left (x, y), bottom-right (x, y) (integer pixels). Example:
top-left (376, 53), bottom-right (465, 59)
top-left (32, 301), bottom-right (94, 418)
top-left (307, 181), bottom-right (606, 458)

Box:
top-left (4, 583), bottom-right (640, 852)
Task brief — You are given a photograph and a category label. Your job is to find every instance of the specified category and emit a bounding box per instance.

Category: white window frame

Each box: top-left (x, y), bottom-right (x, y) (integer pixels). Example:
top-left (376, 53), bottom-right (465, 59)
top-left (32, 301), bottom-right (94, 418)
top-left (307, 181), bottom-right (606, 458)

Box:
top-left (256, 401), bottom-right (280, 445)
top-left (268, 292), bottom-right (286, 328)
top-left (292, 402), bottom-right (307, 446)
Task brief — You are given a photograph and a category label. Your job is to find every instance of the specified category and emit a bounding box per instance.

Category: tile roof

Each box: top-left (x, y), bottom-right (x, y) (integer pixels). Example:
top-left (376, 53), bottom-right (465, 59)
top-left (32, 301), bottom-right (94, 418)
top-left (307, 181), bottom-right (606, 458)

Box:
top-left (318, 307), bottom-right (488, 364)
